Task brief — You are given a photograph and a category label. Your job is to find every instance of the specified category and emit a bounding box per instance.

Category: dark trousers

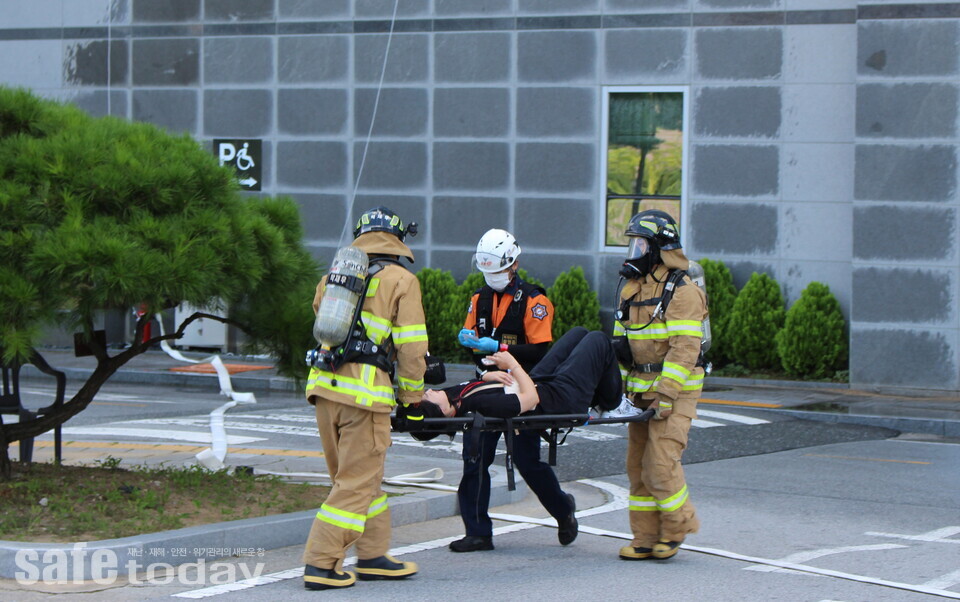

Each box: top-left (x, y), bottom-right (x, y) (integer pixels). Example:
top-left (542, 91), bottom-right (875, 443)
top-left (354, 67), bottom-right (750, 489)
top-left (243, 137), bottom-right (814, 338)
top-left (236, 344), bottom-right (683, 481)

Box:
top-left (529, 327), bottom-right (622, 414)
top-left (458, 327), bottom-right (618, 536)
top-left (458, 428), bottom-right (571, 537)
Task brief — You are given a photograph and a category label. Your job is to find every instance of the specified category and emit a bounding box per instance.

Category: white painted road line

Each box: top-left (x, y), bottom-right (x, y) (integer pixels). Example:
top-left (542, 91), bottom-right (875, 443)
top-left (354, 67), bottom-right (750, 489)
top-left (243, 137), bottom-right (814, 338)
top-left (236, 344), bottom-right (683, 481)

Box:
top-left (117, 418), bottom-right (319, 437)
top-left (696, 408), bottom-right (770, 425)
top-left (173, 477), bottom-right (960, 600)
top-left (58, 427), bottom-right (266, 444)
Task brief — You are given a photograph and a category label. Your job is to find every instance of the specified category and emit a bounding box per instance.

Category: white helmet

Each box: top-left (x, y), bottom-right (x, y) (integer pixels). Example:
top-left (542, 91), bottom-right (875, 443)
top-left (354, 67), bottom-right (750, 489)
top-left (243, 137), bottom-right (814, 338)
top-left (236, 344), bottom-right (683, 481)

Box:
top-left (474, 229), bottom-right (521, 273)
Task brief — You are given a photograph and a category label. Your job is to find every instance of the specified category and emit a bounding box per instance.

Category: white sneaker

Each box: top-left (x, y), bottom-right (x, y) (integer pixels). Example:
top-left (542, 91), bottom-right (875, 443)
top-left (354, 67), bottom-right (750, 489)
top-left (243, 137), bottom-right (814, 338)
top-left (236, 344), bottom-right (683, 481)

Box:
top-left (600, 396), bottom-right (642, 419)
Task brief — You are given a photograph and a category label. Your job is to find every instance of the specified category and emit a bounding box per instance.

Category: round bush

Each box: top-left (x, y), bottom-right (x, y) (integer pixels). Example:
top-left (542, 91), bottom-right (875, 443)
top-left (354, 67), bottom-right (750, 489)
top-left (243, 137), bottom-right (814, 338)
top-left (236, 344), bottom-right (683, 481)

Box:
top-left (699, 258), bottom-right (737, 367)
top-left (547, 266), bottom-right (601, 340)
top-left (775, 281), bottom-right (848, 379)
top-left (727, 272), bottom-right (785, 370)
top-left (416, 267), bottom-right (462, 362)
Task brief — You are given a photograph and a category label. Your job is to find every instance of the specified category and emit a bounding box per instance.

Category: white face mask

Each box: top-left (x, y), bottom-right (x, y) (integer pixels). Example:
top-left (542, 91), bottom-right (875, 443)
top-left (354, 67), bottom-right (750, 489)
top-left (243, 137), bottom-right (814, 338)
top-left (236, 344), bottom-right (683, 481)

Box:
top-left (484, 270), bottom-right (512, 292)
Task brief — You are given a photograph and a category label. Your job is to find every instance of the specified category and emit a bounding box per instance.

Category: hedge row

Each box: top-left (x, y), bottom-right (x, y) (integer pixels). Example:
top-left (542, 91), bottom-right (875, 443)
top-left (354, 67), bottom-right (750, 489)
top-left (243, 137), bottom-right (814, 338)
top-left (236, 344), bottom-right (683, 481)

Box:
top-left (701, 259), bottom-right (848, 379)
top-left (416, 258), bottom-right (848, 380)
top-left (416, 266), bottom-right (600, 364)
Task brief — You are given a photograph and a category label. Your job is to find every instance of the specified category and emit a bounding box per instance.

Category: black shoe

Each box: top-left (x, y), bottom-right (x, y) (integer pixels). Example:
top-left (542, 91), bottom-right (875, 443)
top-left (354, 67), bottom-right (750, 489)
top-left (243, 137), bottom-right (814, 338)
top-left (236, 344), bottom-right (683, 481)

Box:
top-left (303, 565), bottom-right (356, 590)
top-left (449, 535), bottom-right (494, 553)
top-left (355, 554), bottom-right (418, 580)
top-left (557, 493), bottom-right (579, 546)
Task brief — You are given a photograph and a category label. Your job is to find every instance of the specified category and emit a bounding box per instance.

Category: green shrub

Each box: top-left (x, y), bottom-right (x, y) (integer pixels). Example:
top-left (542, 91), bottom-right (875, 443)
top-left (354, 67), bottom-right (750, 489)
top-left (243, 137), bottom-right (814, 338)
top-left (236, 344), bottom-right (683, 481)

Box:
top-left (516, 267), bottom-right (544, 289)
top-left (547, 266), bottom-right (601, 340)
top-left (442, 271), bottom-right (483, 363)
top-left (456, 271), bottom-right (486, 323)
top-left (726, 272), bottom-right (785, 370)
top-left (415, 268), bottom-right (463, 361)
top-left (699, 258), bottom-right (738, 367)
top-left (775, 281), bottom-right (848, 379)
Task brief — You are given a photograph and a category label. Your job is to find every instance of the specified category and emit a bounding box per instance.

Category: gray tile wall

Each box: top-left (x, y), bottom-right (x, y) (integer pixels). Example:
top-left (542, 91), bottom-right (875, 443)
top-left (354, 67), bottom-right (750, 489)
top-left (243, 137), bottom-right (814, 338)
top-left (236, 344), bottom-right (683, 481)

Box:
top-left (853, 14), bottom-right (960, 390)
top-left (2, 1), bottom-right (958, 390)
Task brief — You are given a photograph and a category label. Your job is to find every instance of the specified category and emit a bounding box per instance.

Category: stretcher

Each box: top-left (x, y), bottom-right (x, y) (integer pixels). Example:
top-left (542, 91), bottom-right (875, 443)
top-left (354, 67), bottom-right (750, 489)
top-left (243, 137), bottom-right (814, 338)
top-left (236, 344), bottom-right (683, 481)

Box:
top-left (392, 408), bottom-right (655, 490)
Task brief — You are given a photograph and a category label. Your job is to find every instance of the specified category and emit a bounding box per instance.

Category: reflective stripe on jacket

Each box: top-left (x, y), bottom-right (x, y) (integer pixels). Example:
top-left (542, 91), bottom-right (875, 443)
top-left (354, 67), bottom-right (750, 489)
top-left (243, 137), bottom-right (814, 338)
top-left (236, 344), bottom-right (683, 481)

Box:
top-left (614, 265), bottom-right (707, 413)
top-left (306, 242), bottom-right (428, 412)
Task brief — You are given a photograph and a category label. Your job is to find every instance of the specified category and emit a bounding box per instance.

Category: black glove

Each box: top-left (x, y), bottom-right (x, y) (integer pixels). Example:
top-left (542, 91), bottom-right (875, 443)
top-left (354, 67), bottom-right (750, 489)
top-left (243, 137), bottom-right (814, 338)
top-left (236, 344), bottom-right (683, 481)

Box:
top-left (424, 354), bottom-right (446, 385)
top-left (394, 402), bottom-right (442, 442)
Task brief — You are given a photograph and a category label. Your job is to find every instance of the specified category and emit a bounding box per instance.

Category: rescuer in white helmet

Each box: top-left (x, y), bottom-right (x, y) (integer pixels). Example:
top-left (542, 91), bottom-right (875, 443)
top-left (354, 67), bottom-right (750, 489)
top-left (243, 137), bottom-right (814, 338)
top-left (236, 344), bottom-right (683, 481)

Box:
top-left (450, 228), bottom-right (577, 553)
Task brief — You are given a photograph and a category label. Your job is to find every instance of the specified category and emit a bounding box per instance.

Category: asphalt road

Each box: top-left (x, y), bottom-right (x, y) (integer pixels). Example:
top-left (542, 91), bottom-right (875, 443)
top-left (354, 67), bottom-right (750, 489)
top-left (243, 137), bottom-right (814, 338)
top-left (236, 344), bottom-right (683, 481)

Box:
top-left (9, 379), bottom-right (960, 601)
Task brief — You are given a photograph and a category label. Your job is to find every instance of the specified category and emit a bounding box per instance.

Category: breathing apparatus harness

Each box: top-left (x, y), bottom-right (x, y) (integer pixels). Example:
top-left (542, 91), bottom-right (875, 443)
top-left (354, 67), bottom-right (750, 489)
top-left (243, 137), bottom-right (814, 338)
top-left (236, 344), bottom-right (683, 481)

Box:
top-left (474, 280), bottom-right (543, 343)
top-left (614, 269), bottom-right (707, 372)
top-left (306, 257), bottom-right (403, 376)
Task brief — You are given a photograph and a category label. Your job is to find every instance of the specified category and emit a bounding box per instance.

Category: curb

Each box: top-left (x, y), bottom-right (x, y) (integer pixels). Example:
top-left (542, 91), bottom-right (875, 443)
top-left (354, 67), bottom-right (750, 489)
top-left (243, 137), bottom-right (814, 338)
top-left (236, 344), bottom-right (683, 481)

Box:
top-left (18, 365), bottom-right (301, 394)
top-left (706, 376), bottom-right (848, 390)
top-left (761, 408), bottom-right (960, 438)
top-left (0, 482), bottom-right (528, 580)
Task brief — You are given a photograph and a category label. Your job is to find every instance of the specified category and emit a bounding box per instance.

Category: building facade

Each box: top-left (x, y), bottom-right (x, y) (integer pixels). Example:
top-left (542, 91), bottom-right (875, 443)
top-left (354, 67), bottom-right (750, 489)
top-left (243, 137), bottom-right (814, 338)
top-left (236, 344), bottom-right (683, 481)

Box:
top-left (1, 0), bottom-right (957, 392)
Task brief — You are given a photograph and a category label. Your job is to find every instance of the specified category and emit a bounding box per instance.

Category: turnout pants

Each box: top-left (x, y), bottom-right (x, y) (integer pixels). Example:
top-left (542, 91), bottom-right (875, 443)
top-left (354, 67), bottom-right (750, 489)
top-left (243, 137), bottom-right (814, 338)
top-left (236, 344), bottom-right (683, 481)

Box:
top-left (459, 428), bottom-right (572, 537)
top-left (303, 398), bottom-right (393, 570)
top-left (626, 412), bottom-right (700, 548)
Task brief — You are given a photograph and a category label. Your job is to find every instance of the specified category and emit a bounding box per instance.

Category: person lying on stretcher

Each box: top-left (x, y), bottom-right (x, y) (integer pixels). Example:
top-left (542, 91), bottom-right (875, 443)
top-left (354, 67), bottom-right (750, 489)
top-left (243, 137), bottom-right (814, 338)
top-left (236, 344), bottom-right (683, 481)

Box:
top-left (418, 327), bottom-right (623, 419)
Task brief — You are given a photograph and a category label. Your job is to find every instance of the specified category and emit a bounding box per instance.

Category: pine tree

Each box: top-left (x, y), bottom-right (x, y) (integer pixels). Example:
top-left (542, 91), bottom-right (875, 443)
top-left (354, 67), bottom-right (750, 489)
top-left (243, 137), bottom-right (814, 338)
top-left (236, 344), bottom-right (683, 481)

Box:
top-left (0, 87), bottom-right (318, 476)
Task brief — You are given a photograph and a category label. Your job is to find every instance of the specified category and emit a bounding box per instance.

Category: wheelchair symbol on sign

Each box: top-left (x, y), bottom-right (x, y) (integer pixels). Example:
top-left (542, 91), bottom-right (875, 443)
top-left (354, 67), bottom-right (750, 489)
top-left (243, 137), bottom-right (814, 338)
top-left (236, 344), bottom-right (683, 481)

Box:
top-left (218, 142), bottom-right (255, 170)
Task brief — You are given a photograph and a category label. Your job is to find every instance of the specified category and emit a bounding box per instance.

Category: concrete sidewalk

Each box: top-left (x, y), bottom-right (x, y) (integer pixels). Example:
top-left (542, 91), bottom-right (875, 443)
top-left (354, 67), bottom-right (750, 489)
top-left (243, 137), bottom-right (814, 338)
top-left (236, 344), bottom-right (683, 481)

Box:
top-left (3, 345), bottom-right (958, 579)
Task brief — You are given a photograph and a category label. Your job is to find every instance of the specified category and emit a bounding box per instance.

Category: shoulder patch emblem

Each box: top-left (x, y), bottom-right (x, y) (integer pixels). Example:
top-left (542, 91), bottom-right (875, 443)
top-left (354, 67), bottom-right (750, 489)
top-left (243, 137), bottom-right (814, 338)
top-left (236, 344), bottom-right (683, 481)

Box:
top-left (530, 303), bottom-right (548, 321)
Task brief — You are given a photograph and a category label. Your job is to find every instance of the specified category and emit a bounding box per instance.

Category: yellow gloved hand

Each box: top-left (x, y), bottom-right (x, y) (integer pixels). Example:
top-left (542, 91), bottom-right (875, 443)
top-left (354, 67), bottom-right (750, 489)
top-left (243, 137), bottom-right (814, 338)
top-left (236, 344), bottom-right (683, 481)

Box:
top-left (652, 395), bottom-right (673, 420)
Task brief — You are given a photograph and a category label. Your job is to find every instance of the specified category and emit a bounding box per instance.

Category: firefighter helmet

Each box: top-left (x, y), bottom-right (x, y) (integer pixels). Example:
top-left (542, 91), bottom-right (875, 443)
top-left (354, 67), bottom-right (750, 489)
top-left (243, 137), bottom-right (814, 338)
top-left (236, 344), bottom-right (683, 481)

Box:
top-left (353, 206), bottom-right (418, 241)
top-left (624, 209), bottom-right (681, 251)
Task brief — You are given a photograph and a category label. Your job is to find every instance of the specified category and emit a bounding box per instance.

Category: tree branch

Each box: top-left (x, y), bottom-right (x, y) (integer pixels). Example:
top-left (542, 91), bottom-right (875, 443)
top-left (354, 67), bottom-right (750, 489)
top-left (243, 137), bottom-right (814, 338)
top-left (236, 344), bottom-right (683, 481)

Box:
top-left (142, 311), bottom-right (247, 347)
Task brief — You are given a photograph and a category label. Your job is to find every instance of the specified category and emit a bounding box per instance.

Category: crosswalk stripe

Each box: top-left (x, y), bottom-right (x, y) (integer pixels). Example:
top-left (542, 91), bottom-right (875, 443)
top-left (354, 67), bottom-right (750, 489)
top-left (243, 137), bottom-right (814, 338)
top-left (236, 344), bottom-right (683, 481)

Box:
top-left (697, 409), bottom-right (769, 425)
top-left (58, 427), bottom-right (265, 444)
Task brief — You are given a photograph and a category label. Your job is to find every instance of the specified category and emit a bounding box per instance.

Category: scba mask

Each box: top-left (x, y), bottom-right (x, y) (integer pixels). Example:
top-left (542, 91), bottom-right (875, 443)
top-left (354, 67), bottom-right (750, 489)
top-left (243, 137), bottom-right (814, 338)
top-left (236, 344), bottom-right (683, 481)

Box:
top-left (484, 269), bottom-right (513, 292)
top-left (619, 236), bottom-right (658, 279)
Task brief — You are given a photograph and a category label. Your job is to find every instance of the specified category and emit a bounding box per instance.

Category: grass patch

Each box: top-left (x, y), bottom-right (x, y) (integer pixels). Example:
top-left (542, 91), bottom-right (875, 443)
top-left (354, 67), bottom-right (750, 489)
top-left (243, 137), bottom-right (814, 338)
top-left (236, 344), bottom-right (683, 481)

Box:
top-left (0, 458), bottom-right (328, 543)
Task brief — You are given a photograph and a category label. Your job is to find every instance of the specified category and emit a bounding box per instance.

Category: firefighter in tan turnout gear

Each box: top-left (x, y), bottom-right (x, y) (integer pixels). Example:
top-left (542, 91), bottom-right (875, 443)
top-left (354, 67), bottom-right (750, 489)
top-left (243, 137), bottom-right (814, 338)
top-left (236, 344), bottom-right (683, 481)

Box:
top-left (302, 207), bottom-right (428, 591)
top-left (613, 210), bottom-right (708, 561)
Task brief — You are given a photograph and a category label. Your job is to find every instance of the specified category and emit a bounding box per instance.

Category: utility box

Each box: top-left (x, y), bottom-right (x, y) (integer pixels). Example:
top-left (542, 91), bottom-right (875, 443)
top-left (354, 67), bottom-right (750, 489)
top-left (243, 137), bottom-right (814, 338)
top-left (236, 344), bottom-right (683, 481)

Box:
top-left (174, 302), bottom-right (228, 350)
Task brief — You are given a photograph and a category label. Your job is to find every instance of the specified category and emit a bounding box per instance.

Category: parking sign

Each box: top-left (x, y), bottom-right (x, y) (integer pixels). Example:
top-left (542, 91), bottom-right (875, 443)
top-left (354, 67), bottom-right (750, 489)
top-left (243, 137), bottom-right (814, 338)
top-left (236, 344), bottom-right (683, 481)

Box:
top-left (213, 139), bottom-right (262, 191)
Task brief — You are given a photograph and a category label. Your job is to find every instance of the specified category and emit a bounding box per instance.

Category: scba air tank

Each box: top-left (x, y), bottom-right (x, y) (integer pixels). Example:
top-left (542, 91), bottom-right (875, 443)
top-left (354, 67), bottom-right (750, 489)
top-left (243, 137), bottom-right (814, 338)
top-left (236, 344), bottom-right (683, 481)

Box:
top-left (313, 246), bottom-right (369, 348)
top-left (686, 260), bottom-right (712, 354)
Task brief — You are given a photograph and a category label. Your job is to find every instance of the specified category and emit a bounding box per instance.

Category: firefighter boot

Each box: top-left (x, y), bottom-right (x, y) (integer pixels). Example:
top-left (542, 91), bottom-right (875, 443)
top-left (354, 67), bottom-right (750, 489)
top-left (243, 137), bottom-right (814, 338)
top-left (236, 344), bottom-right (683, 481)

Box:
top-left (619, 546), bottom-right (654, 560)
top-left (557, 493), bottom-right (579, 546)
top-left (303, 565), bottom-right (356, 590)
top-left (652, 540), bottom-right (682, 559)
top-left (355, 554), bottom-right (418, 580)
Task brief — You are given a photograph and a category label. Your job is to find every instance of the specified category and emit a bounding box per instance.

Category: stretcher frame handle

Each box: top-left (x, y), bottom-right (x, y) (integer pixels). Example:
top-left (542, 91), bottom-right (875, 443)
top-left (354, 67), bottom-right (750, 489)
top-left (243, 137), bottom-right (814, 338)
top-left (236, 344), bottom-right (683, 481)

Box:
top-left (393, 408), bottom-right (656, 491)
